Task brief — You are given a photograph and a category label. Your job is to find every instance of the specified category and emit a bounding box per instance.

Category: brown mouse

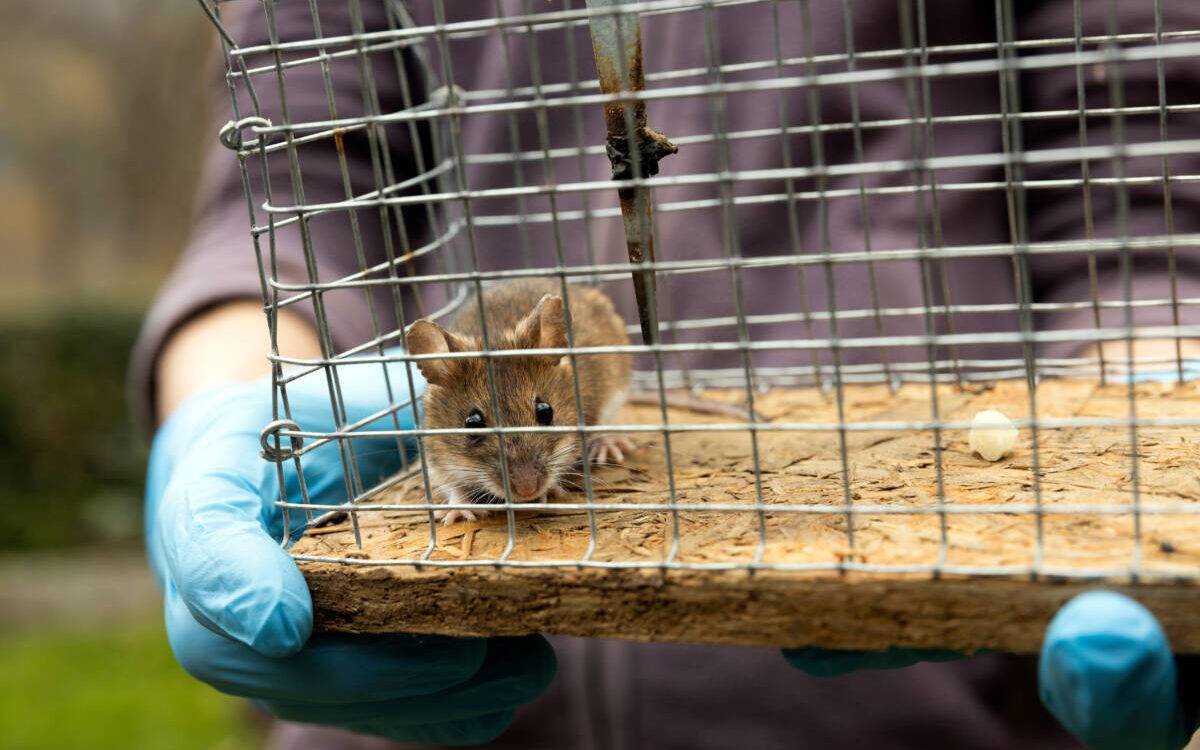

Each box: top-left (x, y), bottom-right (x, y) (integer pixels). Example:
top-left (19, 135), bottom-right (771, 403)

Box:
top-left (405, 279), bottom-right (633, 524)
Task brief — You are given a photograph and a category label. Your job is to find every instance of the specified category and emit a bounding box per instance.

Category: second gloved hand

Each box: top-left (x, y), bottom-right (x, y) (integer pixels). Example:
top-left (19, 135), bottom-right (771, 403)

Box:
top-left (790, 362), bottom-right (1200, 749)
top-left (146, 353), bottom-right (556, 745)
top-left (1037, 361), bottom-right (1200, 750)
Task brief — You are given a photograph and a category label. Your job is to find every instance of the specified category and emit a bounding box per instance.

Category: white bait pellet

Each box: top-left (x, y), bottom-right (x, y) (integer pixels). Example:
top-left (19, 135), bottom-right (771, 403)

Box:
top-left (969, 410), bottom-right (1018, 461)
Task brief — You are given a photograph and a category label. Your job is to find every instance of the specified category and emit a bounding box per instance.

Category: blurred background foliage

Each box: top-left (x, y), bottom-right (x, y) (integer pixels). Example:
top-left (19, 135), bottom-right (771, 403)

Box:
top-left (0, 1), bottom-right (261, 746)
top-left (0, 0), bottom-right (208, 549)
top-left (0, 306), bottom-right (146, 549)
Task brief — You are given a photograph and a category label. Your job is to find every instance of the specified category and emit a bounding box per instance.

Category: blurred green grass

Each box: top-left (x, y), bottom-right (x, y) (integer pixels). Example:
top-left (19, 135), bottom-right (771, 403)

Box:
top-left (0, 619), bottom-right (261, 750)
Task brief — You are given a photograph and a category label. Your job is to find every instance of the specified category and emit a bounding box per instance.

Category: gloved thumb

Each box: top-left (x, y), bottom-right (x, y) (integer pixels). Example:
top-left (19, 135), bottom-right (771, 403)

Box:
top-left (1039, 591), bottom-right (1191, 750)
top-left (148, 385), bottom-right (313, 658)
top-left (157, 465), bottom-right (313, 658)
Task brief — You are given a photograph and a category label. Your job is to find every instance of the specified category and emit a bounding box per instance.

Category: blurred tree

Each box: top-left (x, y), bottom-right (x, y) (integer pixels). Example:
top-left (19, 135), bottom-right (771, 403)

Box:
top-left (112, 0), bottom-right (213, 275)
top-left (0, 0), bottom-right (209, 303)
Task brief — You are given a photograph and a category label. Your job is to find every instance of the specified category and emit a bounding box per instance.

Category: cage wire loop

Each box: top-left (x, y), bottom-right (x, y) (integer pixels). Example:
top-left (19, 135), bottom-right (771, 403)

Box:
top-left (198, 0), bottom-right (1200, 615)
top-left (218, 115), bottom-right (273, 151)
top-left (259, 419), bottom-right (304, 462)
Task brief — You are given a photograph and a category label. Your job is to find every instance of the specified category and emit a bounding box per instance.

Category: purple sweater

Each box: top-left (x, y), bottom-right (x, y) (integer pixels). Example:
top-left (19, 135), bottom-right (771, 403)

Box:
top-left (134, 2), bottom-right (1200, 747)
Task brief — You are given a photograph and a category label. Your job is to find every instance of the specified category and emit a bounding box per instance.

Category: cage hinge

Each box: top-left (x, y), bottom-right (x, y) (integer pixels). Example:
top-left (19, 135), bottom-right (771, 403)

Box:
top-left (218, 116), bottom-right (272, 151)
top-left (260, 419), bottom-right (303, 462)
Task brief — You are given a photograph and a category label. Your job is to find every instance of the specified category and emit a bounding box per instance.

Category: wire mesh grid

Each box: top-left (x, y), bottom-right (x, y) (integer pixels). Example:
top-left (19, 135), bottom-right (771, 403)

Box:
top-left (201, 0), bottom-right (1200, 583)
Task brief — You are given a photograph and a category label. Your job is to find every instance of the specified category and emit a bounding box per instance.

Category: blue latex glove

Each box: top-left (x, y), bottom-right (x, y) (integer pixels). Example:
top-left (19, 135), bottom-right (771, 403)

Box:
top-left (146, 354), bottom-right (555, 745)
top-left (783, 646), bottom-right (964, 677)
top-left (791, 591), bottom-right (1194, 750)
top-left (789, 362), bottom-right (1200, 750)
top-left (1040, 591), bottom-right (1194, 750)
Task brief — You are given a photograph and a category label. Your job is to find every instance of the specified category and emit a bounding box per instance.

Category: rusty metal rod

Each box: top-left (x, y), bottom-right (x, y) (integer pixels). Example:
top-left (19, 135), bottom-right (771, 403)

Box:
top-left (585, 0), bottom-right (677, 345)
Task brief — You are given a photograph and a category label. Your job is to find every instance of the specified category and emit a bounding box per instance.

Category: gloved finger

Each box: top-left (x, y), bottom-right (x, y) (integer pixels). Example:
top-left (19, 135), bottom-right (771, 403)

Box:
top-left (158, 467), bottom-right (313, 657)
top-left (337, 709), bottom-right (516, 747)
top-left (1039, 591), bottom-right (1190, 750)
top-left (337, 357), bottom-right (425, 427)
top-left (1125, 360), bottom-right (1200, 384)
top-left (283, 357), bottom-right (426, 502)
top-left (784, 646), bottom-right (963, 677)
top-left (166, 587), bottom-right (490, 702)
top-left (145, 385), bottom-right (272, 569)
top-left (260, 635), bottom-right (556, 725)
top-left (288, 356), bottom-right (425, 431)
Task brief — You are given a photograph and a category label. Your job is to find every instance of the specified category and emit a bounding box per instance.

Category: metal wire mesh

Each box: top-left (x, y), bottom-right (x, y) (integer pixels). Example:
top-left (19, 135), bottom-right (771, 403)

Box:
top-left (202, 0), bottom-right (1200, 581)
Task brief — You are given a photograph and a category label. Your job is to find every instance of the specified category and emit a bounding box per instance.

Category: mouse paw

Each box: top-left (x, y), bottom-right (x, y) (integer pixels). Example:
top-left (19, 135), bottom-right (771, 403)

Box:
top-left (588, 435), bottom-right (635, 465)
top-left (435, 508), bottom-right (485, 525)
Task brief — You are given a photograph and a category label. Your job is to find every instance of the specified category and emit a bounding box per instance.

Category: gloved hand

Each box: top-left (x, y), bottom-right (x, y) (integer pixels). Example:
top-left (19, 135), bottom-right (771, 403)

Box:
top-left (787, 592), bottom-right (1196, 750)
top-left (146, 353), bottom-right (556, 745)
top-left (788, 361), bottom-right (1200, 750)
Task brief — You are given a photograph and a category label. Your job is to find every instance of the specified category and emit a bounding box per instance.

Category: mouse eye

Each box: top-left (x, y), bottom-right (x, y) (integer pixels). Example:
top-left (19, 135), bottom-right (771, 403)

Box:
top-left (534, 398), bottom-right (553, 426)
top-left (464, 409), bottom-right (486, 429)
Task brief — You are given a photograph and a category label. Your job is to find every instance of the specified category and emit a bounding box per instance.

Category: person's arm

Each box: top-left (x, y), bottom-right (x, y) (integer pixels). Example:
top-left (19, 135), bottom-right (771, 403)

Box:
top-left (156, 302), bottom-right (320, 420)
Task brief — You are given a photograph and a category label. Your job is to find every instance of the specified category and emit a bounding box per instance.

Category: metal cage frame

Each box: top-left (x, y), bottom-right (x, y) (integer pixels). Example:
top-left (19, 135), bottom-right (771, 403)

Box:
top-left (199, 0), bottom-right (1200, 582)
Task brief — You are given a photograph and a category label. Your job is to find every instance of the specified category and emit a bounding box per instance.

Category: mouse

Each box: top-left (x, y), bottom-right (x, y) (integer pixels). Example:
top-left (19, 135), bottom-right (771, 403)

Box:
top-left (405, 279), bottom-right (634, 525)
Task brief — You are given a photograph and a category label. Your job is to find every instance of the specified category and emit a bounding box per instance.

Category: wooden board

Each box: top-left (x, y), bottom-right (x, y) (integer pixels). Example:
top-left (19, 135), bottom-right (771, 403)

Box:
top-left (292, 378), bottom-right (1200, 652)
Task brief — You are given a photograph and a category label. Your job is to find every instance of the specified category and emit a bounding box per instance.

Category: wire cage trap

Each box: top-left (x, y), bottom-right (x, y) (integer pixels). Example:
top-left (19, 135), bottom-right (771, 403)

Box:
top-left (202, 0), bottom-right (1200, 652)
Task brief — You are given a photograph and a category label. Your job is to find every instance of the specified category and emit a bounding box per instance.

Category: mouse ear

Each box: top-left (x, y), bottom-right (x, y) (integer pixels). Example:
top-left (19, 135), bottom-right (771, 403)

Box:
top-left (513, 294), bottom-right (567, 362)
top-left (405, 319), bottom-right (472, 386)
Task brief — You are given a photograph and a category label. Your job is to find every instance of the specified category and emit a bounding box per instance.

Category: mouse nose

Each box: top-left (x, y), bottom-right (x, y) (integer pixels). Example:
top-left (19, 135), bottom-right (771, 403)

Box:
top-left (508, 464), bottom-right (541, 499)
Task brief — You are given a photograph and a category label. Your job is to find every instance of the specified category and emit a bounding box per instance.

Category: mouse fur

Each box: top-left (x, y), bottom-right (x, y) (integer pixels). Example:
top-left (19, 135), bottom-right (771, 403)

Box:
top-left (405, 279), bottom-right (632, 524)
